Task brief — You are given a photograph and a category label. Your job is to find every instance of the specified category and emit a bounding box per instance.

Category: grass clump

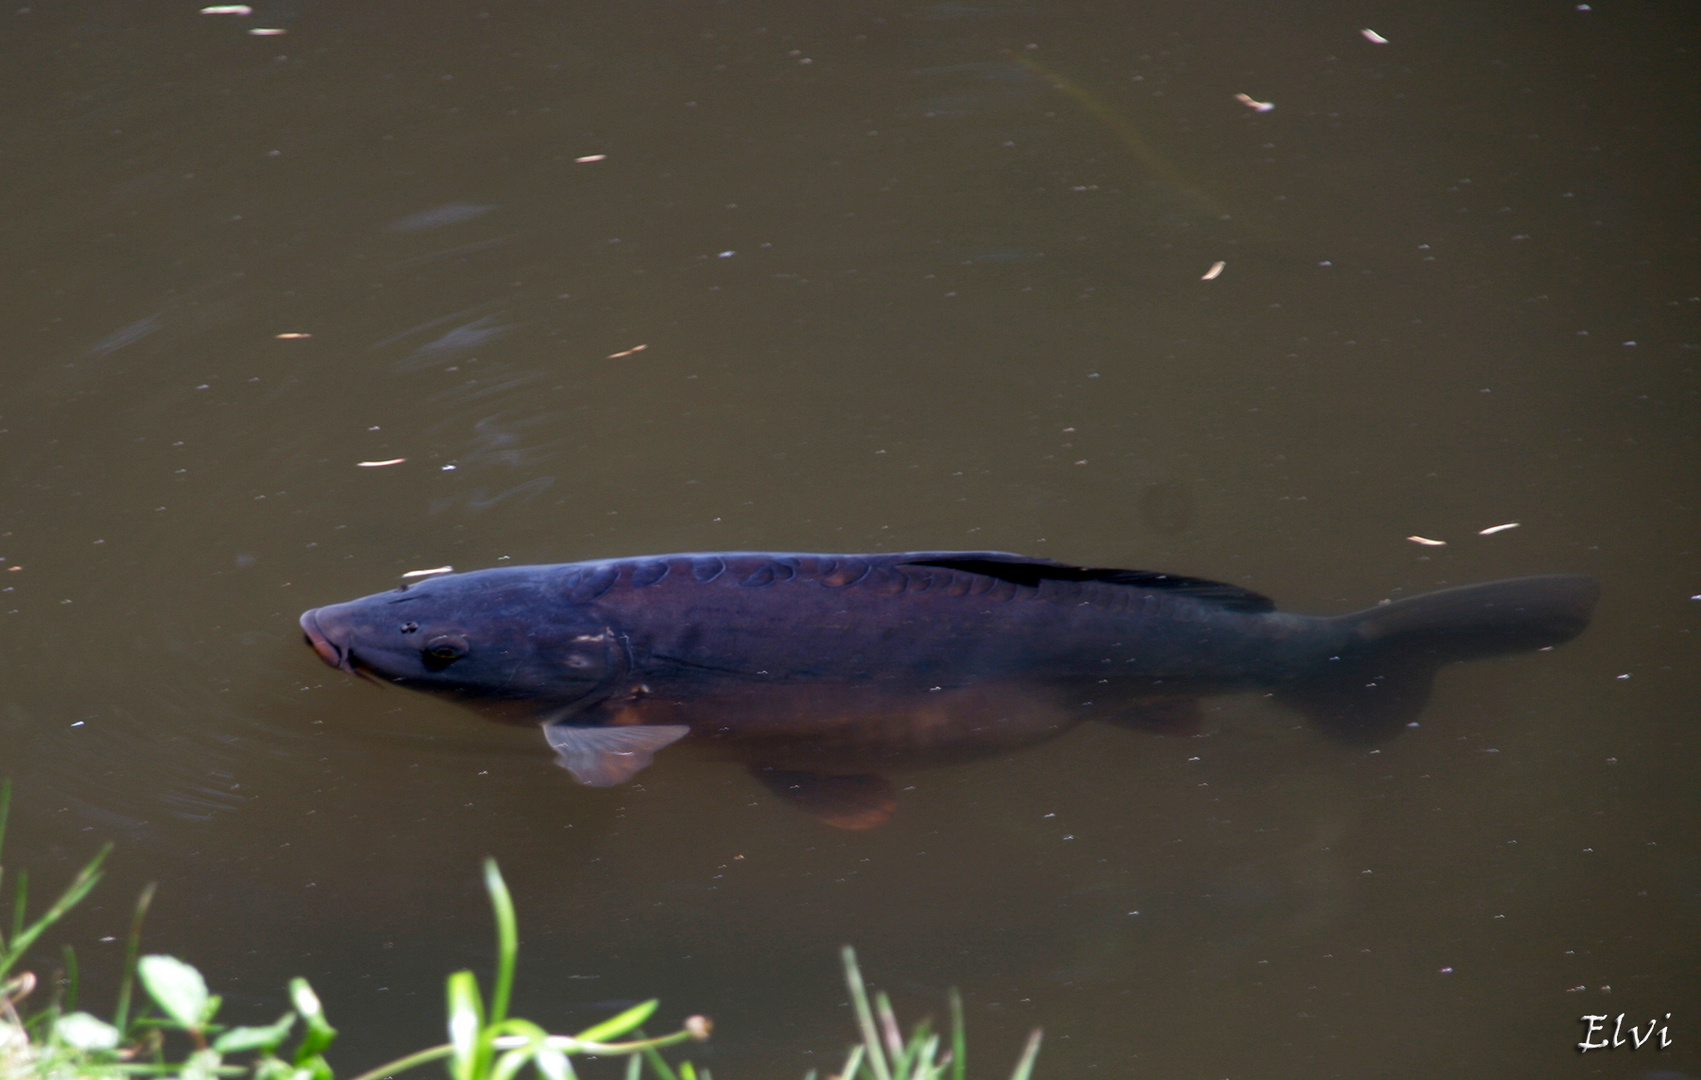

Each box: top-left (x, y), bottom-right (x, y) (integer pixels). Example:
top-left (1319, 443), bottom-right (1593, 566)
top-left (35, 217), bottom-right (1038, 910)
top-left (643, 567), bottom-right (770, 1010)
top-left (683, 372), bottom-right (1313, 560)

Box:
top-left (819, 946), bottom-right (1039, 1080)
top-left (1, 780), bottom-right (1041, 1080)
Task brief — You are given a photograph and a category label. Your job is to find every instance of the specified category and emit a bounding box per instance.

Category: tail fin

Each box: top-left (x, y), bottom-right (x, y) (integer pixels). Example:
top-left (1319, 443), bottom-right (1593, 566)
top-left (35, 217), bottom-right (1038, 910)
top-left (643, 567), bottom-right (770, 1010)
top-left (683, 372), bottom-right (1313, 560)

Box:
top-left (1274, 575), bottom-right (1599, 744)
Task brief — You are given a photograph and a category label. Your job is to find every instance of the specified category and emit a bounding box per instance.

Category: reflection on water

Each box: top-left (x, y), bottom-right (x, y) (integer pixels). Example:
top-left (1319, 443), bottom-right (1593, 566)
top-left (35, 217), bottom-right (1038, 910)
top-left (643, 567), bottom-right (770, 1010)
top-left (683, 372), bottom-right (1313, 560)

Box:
top-left (389, 314), bottom-right (520, 372)
top-left (1, 0), bottom-right (1696, 1077)
top-left (385, 203), bottom-right (499, 234)
top-left (85, 314), bottom-right (165, 358)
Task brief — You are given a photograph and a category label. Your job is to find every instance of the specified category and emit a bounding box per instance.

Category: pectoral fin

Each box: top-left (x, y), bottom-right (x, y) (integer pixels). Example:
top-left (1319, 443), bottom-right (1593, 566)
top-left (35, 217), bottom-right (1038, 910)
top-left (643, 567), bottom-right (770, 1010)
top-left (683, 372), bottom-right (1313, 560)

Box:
top-left (750, 766), bottom-right (896, 830)
top-left (543, 723), bottom-right (690, 786)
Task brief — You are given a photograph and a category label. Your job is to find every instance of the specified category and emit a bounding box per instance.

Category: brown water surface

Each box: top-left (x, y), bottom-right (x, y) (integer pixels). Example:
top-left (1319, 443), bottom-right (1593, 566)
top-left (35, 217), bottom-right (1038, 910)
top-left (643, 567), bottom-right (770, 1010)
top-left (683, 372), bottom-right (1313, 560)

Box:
top-left (2, 3), bottom-right (1696, 1077)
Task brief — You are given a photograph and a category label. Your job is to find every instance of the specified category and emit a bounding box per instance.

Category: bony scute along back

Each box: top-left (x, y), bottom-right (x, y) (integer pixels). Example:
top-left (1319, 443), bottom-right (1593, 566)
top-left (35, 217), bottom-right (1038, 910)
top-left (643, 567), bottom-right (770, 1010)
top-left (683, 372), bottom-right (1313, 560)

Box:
top-left (299, 550), bottom-right (1599, 829)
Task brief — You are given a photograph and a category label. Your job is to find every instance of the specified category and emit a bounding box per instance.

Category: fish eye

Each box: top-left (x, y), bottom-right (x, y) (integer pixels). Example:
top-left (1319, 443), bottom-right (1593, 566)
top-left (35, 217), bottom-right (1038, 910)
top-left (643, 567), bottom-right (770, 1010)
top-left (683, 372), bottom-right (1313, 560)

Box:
top-left (422, 634), bottom-right (469, 669)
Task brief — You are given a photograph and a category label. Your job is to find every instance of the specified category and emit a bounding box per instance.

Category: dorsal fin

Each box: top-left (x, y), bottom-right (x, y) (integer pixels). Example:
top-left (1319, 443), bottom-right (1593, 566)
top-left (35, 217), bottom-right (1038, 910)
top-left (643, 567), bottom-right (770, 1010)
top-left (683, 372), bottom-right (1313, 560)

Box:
top-left (906, 555), bottom-right (1275, 614)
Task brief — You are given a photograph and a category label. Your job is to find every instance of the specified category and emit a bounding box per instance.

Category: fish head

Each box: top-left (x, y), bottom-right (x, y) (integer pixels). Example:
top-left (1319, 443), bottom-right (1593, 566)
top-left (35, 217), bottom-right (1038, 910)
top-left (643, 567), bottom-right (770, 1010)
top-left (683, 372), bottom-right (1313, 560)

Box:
top-left (299, 567), bottom-right (625, 718)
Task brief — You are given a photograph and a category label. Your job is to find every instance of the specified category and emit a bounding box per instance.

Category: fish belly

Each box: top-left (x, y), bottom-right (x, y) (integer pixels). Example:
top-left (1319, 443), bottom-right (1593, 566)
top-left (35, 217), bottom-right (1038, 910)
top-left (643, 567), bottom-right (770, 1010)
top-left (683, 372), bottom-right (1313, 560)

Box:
top-left (596, 679), bottom-right (1086, 773)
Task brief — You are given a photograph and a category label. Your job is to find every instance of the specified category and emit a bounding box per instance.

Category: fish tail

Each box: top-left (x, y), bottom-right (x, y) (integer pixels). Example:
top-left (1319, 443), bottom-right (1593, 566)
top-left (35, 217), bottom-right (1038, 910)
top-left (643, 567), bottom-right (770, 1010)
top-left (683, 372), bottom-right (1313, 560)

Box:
top-left (1273, 575), bottom-right (1599, 744)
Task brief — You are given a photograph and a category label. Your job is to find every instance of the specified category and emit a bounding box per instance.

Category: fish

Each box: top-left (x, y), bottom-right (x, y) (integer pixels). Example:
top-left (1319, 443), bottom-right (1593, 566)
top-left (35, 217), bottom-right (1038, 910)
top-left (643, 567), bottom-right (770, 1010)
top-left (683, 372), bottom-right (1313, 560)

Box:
top-left (299, 552), bottom-right (1598, 828)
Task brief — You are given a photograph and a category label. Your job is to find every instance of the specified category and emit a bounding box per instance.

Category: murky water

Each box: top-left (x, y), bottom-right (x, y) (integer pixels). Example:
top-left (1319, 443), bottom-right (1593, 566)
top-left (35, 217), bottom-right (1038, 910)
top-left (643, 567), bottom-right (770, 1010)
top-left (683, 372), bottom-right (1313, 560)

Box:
top-left (3, 3), bottom-right (1696, 1077)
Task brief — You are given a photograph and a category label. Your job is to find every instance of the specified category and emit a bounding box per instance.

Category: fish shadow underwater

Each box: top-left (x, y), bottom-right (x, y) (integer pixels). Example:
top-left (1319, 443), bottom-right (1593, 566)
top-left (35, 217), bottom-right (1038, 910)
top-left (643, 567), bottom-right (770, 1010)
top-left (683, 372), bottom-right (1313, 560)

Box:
top-left (300, 551), bottom-right (1598, 828)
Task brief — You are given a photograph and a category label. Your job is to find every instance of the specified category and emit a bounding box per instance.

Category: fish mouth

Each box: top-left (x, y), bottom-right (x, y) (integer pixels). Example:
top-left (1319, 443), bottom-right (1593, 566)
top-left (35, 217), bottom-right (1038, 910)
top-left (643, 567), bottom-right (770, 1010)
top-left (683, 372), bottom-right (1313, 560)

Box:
top-left (300, 608), bottom-right (354, 673)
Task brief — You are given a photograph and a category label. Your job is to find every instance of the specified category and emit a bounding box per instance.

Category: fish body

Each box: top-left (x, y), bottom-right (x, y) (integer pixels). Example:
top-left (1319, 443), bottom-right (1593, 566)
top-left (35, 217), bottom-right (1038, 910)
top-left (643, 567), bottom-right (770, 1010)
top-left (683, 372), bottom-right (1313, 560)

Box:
top-left (300, 551), bottom-right (1597, 827)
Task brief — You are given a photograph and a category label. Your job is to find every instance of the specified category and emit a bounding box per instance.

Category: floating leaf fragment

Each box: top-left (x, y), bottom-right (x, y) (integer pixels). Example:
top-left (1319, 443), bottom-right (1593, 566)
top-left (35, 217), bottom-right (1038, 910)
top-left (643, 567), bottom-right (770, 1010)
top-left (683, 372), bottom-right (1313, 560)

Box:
top-left (1477, 522), bottom-right (1521, 535)
top-left (1233, 93), bottom-right (1274, 112)
top-left (606, 344), bottom-right (648, 359)
top-left (357, 458), bottom-right (407, 468)
top-left (1407, 535), bottom-right (1447, 547)
top-left (1201, 261), bottom-right (1226, 280)
top-left (275, 332), bottom-right (313, 339)
top-left (201, 5), bottom-right (253, 14)
top-left (576, 154), bottom-right (607, 163)
top-left (248, 27), bottom-right (287, 35)
top-left (402, 566), bottom-right (455, 579)
top-left (1361, 28), bottom-right (1389, 44)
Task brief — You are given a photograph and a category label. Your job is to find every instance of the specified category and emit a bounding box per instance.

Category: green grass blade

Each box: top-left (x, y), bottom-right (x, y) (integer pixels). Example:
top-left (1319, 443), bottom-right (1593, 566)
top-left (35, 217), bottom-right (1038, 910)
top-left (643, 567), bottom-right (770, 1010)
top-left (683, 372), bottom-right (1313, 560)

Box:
top-left (482, 859), bottom-right (517, 1029)
top-left (874, 992), bottom-right (903, 1066)
top-left (837, 1043), bottom-right (865, 1080)
top-left (341, 1043), bottom-right (456, 1080)
top-left (920, 1033), bottom-right (945, 1080)
top-left (1007, 1029), bottom-right (1042, 1080)
top-left (491, 1018), bottom-right (550, 1042)
top-left (446, 970), bottom-right (485, 1080)
top-left (489, 1046), bottom-right (532, 1080)
top-left (113, 882), bottom-right (157, 1034)
top-left (573, 1000), bottom-right (657, 1044)
top-left (9, 867), bottom-right (25, 948)
top-left (0, 846), bottom-right (109, 983)
top-left (622, 1053), bottom-right (641, 1080)
top-left (638, 1035), bottom-right (680, 1080)
top-left (895, 1017), bottom-right (936, 1079)
top-left (536, 1045), bottom-right (573, 1080)
top-left (0, 778), bottom-right (10, 932)
top-left (62, 943), bottom-right (79, 1013)
top-left (948, 990), bottom-right (965, 1080)
top-left (840, 947), bottom-right (891, 1080)
top-left (0, 779), bottom-right (11, 860)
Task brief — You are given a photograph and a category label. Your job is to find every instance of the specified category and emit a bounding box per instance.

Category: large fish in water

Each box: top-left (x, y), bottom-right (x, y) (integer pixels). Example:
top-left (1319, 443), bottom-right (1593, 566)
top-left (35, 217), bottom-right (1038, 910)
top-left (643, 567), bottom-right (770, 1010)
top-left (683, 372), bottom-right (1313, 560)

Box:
top-left (299, 552), bottom-right (1597, 828)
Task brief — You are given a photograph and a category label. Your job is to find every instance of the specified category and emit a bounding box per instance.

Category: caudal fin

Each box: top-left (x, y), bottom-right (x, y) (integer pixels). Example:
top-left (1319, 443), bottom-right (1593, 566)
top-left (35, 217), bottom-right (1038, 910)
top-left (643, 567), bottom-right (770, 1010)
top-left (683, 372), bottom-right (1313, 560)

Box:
top-left (1274, 575), bottom-right (1599, 744)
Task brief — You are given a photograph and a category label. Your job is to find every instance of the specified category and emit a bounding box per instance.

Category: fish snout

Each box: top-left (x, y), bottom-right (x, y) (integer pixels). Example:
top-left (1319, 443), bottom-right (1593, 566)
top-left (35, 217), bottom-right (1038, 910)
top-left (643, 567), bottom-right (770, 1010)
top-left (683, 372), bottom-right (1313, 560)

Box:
top-left (300, 608), bottom-right (352, 672)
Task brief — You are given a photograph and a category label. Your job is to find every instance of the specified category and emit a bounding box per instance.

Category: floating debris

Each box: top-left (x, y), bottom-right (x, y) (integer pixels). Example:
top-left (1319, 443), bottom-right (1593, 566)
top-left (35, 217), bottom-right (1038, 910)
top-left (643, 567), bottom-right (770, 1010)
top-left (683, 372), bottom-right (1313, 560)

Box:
top-left (401, 566), bottom-right (455, 579)
top-left (1478, 522), bottom-right (1521, 535)
top-left (1233, 93), bottom-right (1274, 112)
top-left (248, 27), bottom-right (286, 36)
top-left (275, 332), bottom-right (312, 339)
top-left (576, 154), bottom-right (607, 163)
top-left (357, 458), bottom-right (407, 468)
top-left (200, 5), bottom-right (253, 13)
top-left (606, 344), bottom-right (648, 359)
top-left (1201, 261), bottom-right (1226, 280)
top-left (1361, 28), bottom-right (1389, 44)
top-left (1407, 535), bottom-right (1447, 547)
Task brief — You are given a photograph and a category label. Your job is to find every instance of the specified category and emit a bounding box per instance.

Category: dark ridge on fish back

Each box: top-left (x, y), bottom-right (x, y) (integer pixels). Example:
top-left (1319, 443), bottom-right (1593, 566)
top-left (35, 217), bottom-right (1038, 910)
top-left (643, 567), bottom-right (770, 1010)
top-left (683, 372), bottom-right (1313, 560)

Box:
top-left (908, 555), bottom-right (1275, 612)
